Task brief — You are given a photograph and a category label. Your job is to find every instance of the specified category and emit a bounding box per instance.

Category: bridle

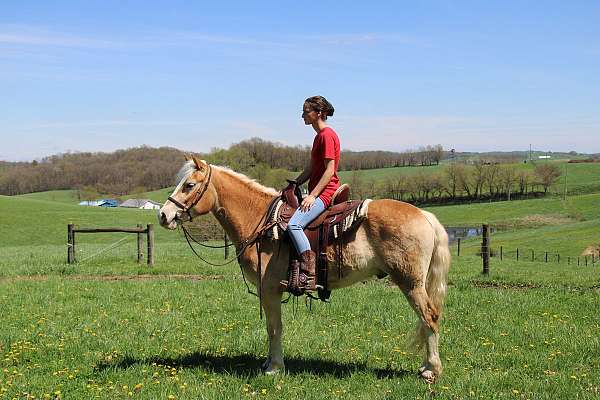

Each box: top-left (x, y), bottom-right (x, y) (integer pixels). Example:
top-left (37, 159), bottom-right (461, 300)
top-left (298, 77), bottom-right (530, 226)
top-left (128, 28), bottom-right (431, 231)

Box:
top-left (168, 163), bottom-right (213, 221)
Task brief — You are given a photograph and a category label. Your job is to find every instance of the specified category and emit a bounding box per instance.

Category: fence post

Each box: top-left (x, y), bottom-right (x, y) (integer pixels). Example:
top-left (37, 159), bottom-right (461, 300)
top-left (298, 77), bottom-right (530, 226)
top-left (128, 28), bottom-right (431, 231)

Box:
top-left (137, 223), bottom-right (143, 263)
top-left (568, 256), bottom-right (570, 265)
top-left (224, 231), bottom-right (230, 259)
top-left (531, 249), bottom-right (534, 262)
top-left (516, 247), bottom-right (519, 261)
top-left (482, 224), bottom-right (490, 275)
top-left (67, 223), bottom-right (75, 264)
top-left (457, 238), bottom-right (461, 257)
top-left (147, 224), bottom-right (154, 266)
top-left (500, 246), bottom-right (503, 261)
top-left (577, 257), bottom-right (580, 266)
top-left (557, 254), bottom-right (560, 263)
top-left (585, 256), bottom-right (588, 266)
top-left (545, 252), bottom-right (548, 263)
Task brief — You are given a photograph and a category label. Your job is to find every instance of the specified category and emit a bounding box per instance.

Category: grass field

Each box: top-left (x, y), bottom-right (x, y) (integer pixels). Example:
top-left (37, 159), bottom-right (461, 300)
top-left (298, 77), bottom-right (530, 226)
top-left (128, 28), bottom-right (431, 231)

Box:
top-left (1, 193), bottom-right (600, 399)
top-left (337, 160), bottom-right (600, 196)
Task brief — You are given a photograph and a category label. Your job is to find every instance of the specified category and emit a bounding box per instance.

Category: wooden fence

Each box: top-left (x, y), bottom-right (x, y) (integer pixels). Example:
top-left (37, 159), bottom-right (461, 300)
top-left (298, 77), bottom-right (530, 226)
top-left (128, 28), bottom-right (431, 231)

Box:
top-left (67, 223), bottom-right (154, 265)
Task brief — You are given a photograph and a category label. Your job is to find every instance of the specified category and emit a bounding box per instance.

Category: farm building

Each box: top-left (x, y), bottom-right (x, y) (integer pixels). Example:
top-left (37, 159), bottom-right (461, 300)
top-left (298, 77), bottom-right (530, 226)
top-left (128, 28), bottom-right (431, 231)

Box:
top-left (79, 199), bottom-right (120, 207)
top-left (120, 199), bottom-right (163, 210)
top-left (79, 200), bottom-right (103, 206)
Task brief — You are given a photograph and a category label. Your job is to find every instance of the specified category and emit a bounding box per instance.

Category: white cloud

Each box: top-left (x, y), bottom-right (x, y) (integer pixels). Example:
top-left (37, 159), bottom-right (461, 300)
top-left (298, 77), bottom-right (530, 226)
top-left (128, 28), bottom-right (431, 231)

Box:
top-left (0, 26), bottom-right (125, 48)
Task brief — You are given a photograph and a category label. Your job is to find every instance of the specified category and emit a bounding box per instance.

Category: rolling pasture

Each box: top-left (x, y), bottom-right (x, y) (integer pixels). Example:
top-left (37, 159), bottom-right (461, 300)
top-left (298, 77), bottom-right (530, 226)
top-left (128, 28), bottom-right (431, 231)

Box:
top-left (1, 188), bottom-right (599, 399)
top-left (337, 160), bottom-right (600, 196)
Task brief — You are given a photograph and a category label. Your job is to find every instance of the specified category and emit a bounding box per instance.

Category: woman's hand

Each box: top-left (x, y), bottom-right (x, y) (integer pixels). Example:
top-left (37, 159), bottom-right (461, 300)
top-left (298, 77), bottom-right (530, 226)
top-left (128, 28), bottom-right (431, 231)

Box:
top-left (300, 194), bottom-right (316, 212)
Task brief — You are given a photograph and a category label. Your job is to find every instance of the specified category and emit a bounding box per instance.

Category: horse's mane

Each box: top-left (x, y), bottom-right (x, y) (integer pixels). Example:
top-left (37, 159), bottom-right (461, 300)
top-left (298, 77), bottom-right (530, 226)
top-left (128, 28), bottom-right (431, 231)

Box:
top-left (176, 161), bottom-right (279, 196)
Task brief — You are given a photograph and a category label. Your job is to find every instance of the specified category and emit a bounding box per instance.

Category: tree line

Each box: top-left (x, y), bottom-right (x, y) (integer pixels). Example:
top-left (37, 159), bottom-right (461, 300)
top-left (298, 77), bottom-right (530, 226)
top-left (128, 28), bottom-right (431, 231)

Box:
top-left (0, 146), bottom-right (184, 197)
top-left (205, 138), bottom-right (445, 170)
top-left (0, 139), bottom-right (448, 196)
top-left (349, 162), bottom-right (562, 205)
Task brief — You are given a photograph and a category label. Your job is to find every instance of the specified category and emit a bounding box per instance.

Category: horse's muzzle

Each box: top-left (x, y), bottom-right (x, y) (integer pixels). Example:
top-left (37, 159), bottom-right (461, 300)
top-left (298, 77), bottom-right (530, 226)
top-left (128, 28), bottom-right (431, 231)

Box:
top-left (158, 208), bottom-right (179, 230)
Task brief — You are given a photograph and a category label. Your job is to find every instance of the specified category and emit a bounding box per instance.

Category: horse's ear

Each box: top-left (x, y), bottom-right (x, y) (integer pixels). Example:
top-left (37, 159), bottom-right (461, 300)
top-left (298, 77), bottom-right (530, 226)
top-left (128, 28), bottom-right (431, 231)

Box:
top-left (184, 153), bottom-right (192, 161)
top-left (191, 155), bottom-right (207, 173)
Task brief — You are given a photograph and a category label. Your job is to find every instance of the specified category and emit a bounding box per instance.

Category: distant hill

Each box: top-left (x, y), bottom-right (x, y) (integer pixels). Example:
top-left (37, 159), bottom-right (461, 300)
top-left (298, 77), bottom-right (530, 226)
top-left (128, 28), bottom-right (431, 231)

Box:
top-left (0, 146), bottom-right (185, 196)
top-left (1, 138), bottom-right (597, 196)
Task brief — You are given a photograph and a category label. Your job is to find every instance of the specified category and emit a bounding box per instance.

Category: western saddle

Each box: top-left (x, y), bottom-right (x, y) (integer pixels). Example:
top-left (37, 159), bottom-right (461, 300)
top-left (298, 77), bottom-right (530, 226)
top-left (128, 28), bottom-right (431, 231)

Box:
top-left (271, 180), bottom-right (366, 301)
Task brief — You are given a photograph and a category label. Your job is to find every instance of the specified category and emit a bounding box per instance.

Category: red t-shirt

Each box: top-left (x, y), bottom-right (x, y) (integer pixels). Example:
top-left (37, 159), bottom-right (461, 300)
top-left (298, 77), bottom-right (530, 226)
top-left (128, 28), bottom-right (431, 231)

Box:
top-left (309, 127), bottom-right (340, 207)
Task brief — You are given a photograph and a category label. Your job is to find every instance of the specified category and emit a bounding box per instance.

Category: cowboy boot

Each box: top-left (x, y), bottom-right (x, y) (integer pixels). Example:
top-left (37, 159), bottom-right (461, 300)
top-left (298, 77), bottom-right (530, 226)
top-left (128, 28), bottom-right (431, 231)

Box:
top-left (298, 250), bottom-right (317, 292)
top-left (280, 259), bottom-right (304, 296)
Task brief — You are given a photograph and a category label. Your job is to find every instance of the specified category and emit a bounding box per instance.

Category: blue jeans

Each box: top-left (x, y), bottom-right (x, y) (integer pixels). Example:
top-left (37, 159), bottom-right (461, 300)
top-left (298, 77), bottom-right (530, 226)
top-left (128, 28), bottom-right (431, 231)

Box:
top-left (288, 197), bottom-right (326, 254)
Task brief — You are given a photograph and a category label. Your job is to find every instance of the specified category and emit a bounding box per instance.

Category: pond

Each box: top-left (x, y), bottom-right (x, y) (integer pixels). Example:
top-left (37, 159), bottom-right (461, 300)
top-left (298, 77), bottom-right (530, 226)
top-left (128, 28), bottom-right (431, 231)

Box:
top-left (445, 226), bottom-right (496, 243)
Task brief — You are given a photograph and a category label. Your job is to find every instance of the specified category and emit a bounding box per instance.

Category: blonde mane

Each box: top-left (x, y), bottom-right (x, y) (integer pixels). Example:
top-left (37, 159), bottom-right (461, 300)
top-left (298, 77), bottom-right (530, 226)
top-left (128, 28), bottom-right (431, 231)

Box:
top-left (176, 161), bottom-right (278, 196)
top-left (213, 165), bottom-right (279, 196)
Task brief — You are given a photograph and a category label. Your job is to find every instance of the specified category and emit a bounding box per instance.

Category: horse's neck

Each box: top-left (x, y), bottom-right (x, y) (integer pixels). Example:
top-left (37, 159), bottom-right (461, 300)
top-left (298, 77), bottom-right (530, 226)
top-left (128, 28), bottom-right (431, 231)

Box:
top-left (210, 168), bottom-right (275, 244)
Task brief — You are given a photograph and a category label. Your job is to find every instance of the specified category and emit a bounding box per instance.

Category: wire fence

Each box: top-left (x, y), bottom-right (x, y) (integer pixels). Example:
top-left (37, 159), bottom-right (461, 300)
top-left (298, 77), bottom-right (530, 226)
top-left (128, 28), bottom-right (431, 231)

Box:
top-left (454, 233), bottom-right (600, 268)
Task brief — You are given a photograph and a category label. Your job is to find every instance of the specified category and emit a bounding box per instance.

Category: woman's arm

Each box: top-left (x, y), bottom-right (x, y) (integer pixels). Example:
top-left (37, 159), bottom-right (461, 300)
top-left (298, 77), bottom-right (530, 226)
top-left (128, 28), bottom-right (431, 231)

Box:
top-left (300, 159), bottom-right (335, 211)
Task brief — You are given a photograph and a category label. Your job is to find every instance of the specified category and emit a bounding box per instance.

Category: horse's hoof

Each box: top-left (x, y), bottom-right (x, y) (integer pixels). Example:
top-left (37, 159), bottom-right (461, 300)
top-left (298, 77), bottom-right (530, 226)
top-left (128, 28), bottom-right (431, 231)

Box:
top-left (264, 364), bottom-right (284, 375)
top-left (419, 369), bottom-right (436, 383)
top-left (261, 356), bottom-right (271, 371)
top-left (264, 368), bottom-right (281, 376)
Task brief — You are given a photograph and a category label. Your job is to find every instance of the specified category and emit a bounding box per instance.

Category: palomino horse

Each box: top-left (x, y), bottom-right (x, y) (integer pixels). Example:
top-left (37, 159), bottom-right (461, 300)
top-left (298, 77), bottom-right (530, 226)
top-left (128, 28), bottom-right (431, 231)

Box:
top-left (158, 156), bottom-right (451, 382)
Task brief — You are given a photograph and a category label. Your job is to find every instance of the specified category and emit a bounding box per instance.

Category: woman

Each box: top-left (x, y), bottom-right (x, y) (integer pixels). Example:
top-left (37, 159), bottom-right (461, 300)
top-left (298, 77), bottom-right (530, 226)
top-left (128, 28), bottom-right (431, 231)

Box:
top-left (286, 95), bottom-right (341, 292)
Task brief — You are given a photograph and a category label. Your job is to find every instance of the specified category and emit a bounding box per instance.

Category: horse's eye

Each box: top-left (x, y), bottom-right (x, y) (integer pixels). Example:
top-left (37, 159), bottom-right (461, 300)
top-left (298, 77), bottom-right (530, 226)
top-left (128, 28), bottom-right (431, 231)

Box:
top-left (186, 183), bottom-right (195, 189)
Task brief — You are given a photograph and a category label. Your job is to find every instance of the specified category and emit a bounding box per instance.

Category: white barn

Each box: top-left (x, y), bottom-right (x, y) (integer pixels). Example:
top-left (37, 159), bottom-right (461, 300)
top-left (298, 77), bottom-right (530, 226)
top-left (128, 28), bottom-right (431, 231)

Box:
top-left (120, 199), bottom-right (162, 210)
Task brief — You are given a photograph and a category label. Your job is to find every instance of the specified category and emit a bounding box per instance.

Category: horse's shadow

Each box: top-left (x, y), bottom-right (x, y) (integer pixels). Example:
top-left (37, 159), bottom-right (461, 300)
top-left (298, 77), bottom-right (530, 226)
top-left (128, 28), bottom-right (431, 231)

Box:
top-left (98, 351), bottom-right (410, 379)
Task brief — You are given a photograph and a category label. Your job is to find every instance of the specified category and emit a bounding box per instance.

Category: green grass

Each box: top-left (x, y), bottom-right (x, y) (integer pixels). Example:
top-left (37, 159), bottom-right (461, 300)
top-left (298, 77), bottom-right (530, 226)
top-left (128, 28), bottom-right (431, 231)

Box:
top-left (424, 192), bottom-right (600, 227)
top-left (122, 187), bottom-right (175, 203)
top-left (1, 193), bottom-right (600, 398)
top-left (16, 188), bottom-right (175, 206)
top-left (338, 164), bottom-right (447, 182)
top-left (339, 161), bottom-right (600, 196)
top-left (17, 190), bottom-right (80, 204)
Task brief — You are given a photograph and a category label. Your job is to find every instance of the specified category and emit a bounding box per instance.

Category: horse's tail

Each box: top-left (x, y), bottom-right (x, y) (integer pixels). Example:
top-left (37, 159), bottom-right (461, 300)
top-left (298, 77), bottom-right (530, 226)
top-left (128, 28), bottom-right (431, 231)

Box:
top-left (414, 210), bottom-right (451, 347)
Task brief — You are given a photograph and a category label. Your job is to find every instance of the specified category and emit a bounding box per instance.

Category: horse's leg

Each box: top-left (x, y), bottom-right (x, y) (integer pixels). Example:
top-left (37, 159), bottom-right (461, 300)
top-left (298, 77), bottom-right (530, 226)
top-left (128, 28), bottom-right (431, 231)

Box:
top-left (402, 286), bottom-right (442, 382)
top-left (261, 289), bottom-right (285, 374)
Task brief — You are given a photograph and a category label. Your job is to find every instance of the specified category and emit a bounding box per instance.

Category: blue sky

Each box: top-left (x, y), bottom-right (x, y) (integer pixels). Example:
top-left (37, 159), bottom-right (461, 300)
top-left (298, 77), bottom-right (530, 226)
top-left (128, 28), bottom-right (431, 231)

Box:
top-left (1, 1), bottom-right (599, 161)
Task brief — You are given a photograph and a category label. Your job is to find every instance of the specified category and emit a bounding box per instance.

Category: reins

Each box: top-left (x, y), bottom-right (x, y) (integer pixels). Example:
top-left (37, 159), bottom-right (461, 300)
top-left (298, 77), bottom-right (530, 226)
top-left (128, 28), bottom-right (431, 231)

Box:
top-left (179, 201), bottom-right (278, 268)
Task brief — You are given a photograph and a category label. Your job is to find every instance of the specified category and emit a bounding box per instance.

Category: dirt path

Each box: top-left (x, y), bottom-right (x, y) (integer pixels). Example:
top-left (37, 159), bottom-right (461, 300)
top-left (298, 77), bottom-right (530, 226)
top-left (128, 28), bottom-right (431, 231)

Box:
top-left (0, 274), bottom-right (222, 283)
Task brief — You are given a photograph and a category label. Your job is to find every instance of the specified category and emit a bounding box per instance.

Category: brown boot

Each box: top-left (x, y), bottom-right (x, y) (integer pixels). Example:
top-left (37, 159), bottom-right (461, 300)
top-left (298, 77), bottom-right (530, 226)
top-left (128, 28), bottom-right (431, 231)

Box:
top-left (298, 250), bottom-right (317, 292)
top-left (280, 259), bottom-right (304, 296)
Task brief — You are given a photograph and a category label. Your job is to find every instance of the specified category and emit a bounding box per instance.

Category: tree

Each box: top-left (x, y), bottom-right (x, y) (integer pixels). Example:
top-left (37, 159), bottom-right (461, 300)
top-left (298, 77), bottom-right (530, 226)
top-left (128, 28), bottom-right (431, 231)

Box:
top-left (349, 170), bottom-right (366, 200)
top-left (471, 161), bottom-right (487, 199)
top-left (483, 163), bottom-right (500, 198)
top-left (517, 170), bottom-right (532, 195)
top-left (498, 166), bottom-right (518, 200)
top-left (534, 164), bottom-right (561, 193)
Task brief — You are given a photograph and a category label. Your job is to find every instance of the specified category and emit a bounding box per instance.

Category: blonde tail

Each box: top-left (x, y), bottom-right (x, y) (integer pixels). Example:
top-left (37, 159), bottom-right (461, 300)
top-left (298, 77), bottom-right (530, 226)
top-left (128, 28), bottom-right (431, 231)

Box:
top-left (414, 211), bottom-right (451, 348)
